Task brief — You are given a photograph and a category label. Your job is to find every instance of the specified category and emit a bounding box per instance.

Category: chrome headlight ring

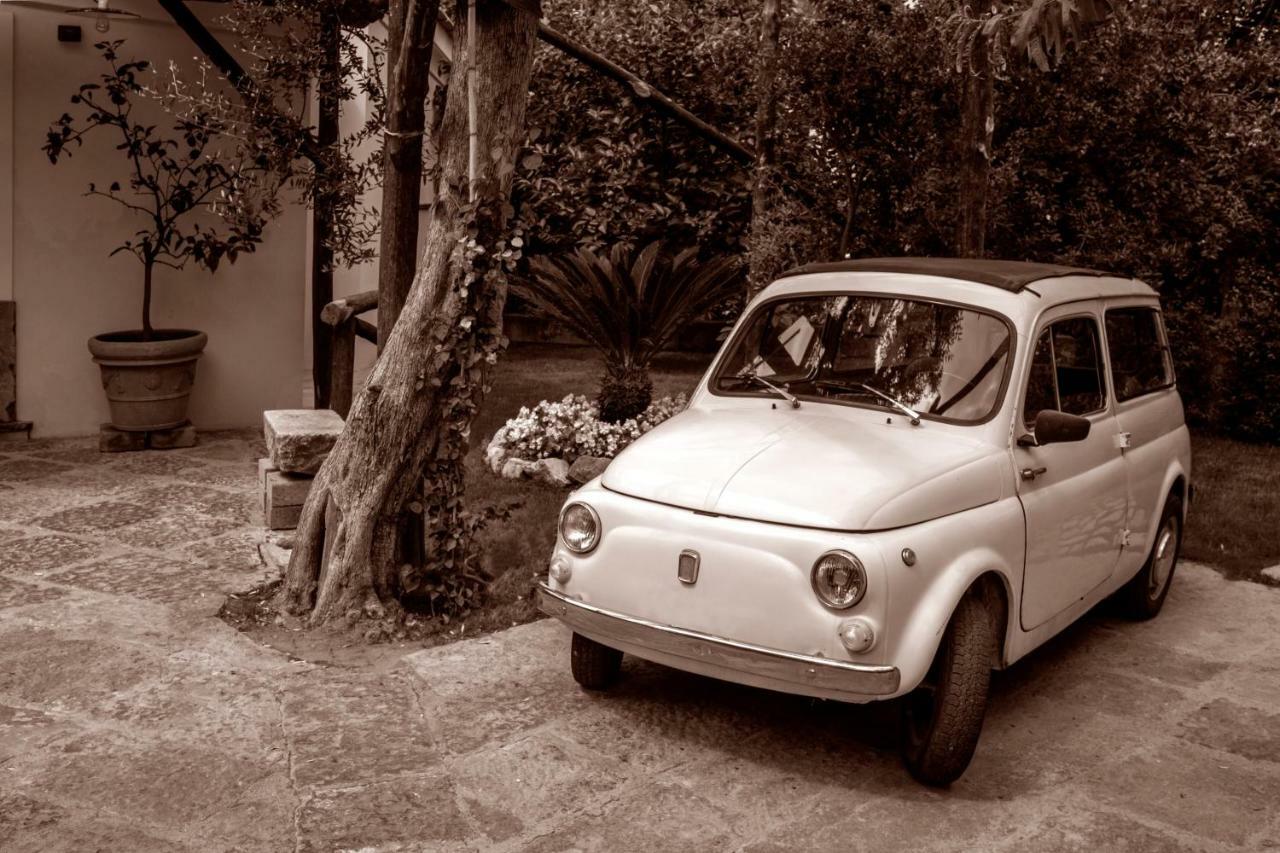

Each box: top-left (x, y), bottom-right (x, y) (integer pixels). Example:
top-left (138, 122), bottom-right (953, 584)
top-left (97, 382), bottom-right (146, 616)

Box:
top-left (558, 501), bottom-right (602, 554)
top-left (811, 549), bottom-right (868, 610)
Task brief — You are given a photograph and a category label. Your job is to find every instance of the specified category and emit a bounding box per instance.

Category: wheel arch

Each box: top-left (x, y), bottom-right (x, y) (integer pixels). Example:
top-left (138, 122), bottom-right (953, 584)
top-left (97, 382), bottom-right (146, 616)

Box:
top-left (891, 554), bottom-right (1017, 695)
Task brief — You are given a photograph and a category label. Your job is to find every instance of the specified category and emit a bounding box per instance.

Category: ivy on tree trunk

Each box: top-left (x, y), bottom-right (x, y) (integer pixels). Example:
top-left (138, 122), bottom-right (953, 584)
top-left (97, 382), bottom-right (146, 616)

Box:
top-left (282, 0), bottom-right (538, 625)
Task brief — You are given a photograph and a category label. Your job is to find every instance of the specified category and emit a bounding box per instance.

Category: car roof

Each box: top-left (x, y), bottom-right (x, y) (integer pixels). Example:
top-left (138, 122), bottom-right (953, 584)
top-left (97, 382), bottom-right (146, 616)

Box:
top-left (777, 257), bottom-right (1127, 293)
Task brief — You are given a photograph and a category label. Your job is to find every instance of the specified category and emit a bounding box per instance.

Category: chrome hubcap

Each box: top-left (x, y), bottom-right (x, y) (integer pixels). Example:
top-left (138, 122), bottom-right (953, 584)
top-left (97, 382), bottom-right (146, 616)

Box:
top-left (1149, 517), bottom-right (1178, 598)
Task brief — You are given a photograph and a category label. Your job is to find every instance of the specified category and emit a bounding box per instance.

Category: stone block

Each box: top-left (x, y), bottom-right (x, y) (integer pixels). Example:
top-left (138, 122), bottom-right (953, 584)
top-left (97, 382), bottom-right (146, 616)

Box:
top-left (265, 470), bottom-right (312, 508)
top-left (258, 457), bottom-right (276, 485)
top-left (263, 409), bottom-right (344, 474)
top-left (0, 421), bottom-right (32, 443)
top-left (266, 503), bottom-right (303, 530)
top-left (532, 457), bottom-right (571, 487)
top-left (568, 455), bottom-right (611, 485)
top-left (146, 422), bottom-right (197, 450)
top-left (500, 458), bottom-right (538, 480)
top-left (99, 423), bottom-right (147, 453)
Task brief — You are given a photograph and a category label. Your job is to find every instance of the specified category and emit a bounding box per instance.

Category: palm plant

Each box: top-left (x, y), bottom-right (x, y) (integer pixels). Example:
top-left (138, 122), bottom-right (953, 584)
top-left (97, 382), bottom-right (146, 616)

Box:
top-left (514, 242), bottom-right (744, 423)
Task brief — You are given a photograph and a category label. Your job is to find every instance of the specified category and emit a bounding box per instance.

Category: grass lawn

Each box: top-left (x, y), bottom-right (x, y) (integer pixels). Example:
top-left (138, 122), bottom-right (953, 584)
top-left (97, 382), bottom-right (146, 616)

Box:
top-left (466, 346), bottom-right (1280, 644)
top-left (1182, 435), bottom-right (1280, 583)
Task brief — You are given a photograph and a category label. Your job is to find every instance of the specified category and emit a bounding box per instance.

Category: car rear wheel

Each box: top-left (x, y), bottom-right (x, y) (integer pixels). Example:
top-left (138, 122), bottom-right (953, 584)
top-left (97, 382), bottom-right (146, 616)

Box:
top-left (1116, 494), bottom-right (1182, 620)
top-left (570, 632), bottom-right (623, 690)
top-left (901, 593), bottom-right (996, 786)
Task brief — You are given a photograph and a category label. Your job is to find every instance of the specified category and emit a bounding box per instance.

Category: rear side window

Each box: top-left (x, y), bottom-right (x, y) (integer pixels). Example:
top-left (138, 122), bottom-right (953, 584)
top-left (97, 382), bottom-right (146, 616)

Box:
top-left (1023, 317), bottom-right (1107, 428)
top-left (1105, 308), bottom-right (1174, 401)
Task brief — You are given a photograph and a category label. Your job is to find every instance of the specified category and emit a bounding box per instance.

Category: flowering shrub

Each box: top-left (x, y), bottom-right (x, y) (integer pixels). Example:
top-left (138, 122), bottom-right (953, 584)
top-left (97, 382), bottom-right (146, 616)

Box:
top-left (488, 393), bottom-right (687, 465)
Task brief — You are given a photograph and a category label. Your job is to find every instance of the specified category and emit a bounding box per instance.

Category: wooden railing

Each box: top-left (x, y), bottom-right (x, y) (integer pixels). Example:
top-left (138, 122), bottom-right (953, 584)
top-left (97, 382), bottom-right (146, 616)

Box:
top-left (320, 289), bottom-right (378, 418)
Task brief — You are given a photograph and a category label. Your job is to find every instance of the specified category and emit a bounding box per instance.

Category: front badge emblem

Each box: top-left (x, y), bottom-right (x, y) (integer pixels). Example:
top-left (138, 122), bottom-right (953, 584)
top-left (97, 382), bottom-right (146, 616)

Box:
top-left (677, 550), bottom-right (700, 585)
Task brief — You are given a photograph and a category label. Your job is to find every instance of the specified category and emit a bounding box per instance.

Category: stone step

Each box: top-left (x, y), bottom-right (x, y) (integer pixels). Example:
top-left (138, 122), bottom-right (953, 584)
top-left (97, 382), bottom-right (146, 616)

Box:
top-left (263, 409), bottom-right (344, 474)
top-left (258, 457), bottom-right (314, 531)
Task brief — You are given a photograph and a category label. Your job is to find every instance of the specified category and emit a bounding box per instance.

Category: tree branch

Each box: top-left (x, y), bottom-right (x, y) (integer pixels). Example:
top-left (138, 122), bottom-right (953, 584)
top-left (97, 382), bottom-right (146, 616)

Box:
top-left (157, 0), bottom-right (326, 170)
top-left (536, 21), bottom-right (755, 166)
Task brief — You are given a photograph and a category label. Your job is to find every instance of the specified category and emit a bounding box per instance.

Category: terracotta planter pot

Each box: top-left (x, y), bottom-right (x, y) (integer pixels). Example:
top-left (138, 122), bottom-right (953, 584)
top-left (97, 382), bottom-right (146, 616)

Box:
top-left (87, 329), bottom-right (208, 431)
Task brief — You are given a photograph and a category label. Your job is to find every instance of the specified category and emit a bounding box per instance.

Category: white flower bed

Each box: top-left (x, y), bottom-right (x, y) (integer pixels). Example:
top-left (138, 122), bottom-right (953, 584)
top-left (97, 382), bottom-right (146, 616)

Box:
top-left (486, 393), bottom-right (687, 482)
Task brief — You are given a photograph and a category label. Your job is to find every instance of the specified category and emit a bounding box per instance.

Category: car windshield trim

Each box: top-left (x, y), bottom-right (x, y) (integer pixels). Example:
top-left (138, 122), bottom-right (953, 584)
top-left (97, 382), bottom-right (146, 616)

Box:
top-left (708, 290), bottom-right (1018, 426)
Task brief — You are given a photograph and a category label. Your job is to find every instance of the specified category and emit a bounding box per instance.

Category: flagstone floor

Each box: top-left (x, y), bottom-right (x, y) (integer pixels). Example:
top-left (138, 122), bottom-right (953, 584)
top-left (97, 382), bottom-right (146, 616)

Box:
top-left (2, 433), bottom-right (1280, 852)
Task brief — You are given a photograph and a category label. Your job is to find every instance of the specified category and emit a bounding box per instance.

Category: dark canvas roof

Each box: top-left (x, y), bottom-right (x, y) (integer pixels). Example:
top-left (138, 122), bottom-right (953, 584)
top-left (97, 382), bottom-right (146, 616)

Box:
top-left (777, 257), bottom-right (1121, 292)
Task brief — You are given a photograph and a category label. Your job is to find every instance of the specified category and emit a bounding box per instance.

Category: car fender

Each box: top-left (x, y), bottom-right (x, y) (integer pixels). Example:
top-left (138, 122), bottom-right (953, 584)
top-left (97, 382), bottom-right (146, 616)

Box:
top-left (1157, 431), bottom-right (1192, 522)
top-left (886, 537), bottom-right (1020, 696)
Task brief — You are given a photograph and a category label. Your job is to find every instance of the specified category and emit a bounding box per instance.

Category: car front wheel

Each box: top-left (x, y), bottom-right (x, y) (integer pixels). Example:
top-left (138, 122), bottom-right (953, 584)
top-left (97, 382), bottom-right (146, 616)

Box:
top-left (901, 593), bottom-right (997, 786)
top-left (570, 632), bottom-right (623, 690)
top-left (1116, 494), bottom-right (1183, 620)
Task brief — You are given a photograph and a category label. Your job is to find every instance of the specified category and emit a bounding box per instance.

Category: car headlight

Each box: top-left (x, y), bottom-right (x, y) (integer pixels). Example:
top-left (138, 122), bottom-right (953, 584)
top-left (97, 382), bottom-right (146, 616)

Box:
top-left (559, 502), bottom-right (601, 554)
top-left (811, 550), bottom-right (867, 609)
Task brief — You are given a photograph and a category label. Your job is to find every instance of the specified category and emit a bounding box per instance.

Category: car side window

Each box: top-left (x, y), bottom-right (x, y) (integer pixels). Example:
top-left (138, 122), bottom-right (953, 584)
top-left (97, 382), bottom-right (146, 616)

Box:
top-left (1023, 316), bottom-right (1106, 429)
top-left (1105, 307), bottom-right (1175, 401)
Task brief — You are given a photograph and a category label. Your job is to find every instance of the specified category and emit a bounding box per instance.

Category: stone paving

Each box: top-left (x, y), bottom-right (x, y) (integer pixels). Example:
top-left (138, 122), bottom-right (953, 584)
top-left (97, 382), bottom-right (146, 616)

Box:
top-left (2, 434), bottom-right (1280, 851)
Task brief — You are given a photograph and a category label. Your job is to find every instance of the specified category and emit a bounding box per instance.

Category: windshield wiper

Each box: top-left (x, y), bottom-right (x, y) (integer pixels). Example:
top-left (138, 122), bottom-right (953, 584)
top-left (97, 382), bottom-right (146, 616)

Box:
top-left (740, 373), bottom-right (801, 409)
top-left (859, 383), bottom-right (921, 425)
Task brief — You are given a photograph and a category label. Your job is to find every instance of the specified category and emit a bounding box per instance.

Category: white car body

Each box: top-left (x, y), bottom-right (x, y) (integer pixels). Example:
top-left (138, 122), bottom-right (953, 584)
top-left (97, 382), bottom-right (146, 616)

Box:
top-left (539, 259), bottom-right (1192, 707)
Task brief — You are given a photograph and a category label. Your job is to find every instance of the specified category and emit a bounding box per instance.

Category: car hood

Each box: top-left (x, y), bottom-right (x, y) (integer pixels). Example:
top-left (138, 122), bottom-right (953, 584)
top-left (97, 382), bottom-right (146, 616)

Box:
top-left (602, 407), bottom-right (1006, 530)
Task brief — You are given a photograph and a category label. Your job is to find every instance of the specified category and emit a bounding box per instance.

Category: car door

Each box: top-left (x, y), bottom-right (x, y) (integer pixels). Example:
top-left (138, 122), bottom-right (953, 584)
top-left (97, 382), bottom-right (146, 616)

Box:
top-left (1102, 302), bottom-right (1182, 580)
top-left (1015, 305), bottom-right (1128, 631)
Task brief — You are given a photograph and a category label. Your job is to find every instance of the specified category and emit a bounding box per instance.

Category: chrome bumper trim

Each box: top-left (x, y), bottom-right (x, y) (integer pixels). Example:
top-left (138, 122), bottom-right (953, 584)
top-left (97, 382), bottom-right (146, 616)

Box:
top-left (537, 583), bottom-right (900, 698)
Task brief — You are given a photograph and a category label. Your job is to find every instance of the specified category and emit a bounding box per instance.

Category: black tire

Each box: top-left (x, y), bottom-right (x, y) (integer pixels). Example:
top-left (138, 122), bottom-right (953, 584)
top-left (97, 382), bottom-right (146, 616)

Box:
top-left (570, 632), bottom-right (623, 690)
top-left (901, 593), bottom-right (997, 786)
top-left (1116, 495), bottom-right (1182, 620)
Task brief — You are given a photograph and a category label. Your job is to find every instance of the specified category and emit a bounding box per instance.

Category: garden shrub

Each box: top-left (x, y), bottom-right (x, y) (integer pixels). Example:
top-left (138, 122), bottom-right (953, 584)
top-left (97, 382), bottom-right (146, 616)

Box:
top-left (488, 393), bottom-right (687, 465)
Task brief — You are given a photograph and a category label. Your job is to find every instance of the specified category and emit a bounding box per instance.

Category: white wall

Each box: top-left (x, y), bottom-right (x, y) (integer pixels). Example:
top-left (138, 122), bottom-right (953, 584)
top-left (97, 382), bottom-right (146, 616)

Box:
top-left (1, 9), bottom-right (15, 303)
top-left (6, 2), bottom-right (307, 436)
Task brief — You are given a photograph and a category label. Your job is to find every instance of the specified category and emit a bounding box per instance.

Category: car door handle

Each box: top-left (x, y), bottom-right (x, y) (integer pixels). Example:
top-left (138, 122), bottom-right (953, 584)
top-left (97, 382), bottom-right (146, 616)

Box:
top-left (1020, 466), bottom-right (1048, 481)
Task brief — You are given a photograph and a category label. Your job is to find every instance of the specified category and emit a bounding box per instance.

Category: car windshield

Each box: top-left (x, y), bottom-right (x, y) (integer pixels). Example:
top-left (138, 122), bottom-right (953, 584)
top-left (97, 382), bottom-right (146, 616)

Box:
top-left (713, 294), bottom-right (1013, 424)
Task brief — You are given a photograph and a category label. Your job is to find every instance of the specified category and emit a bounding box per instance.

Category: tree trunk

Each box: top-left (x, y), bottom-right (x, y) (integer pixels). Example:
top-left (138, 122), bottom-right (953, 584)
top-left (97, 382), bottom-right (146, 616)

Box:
top-left (142, 258), bottom-right (154, 339)
top-left (283, 0), bottom-right (538, 625)
top-left (378, 0), bottom-right (442, 348)
top-left (746, 0), bottom-right (784, 297)
top-left (311, 15), bottom-right (341, 409)
top-left (956, 31), bottom-right (994, 259)
top-left (837, 166), bottom-right (862, 260)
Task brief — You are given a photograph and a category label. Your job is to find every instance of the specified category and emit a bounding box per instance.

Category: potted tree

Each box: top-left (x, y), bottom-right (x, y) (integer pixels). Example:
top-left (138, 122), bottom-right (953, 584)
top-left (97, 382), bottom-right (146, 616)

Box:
top-left (43, 41), bottom-right (272, 433)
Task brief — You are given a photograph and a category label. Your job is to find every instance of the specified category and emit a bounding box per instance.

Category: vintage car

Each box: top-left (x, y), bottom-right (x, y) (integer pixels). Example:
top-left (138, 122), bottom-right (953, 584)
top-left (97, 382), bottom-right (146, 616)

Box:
top-left (537, 257), bottom-right (1191, 785)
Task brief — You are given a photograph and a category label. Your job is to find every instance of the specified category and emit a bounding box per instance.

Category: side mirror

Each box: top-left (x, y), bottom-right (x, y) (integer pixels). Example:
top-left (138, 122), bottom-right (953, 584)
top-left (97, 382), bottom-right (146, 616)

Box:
top-left (1020, 410), bottom-right (1092, 447)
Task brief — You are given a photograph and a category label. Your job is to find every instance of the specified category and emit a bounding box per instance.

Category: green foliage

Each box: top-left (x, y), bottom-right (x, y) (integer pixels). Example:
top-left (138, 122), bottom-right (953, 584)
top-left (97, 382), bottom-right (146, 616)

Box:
top-left (523, 0), bottom-right (1276, 438)
top-left (516, 0), bottom-right (756, 254)
top-left (599, 363), bottom-right (655, 423)
top-left (512, 241), bottom-right (744, 421)
top-left (43, 41), bottom-right (275, 330)
top-left (407, 497), bottom-right (522, 621)
top-left (985, 0), bottom-right (1280, 439)
top-left (950, 0), bottom-right (1116, 75)
top-left (159, 0), bottom-right (388, 269)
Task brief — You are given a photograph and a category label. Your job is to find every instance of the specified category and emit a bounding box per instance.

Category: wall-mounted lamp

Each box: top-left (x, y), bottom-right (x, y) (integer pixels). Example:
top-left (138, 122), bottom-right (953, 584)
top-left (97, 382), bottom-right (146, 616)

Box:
top-left (68, 1), bottom-right (139, 35)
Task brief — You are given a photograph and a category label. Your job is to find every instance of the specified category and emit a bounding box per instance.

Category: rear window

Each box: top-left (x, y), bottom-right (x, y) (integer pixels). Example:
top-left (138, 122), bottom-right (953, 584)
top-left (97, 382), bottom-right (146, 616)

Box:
top-left (1105, 308), bottom-right (1174, 402)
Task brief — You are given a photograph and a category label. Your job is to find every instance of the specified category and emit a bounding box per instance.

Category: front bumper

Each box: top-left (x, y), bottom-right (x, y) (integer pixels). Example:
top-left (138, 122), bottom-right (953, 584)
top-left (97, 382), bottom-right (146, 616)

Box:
top-left (538, 583), bottom-right (901, 702)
